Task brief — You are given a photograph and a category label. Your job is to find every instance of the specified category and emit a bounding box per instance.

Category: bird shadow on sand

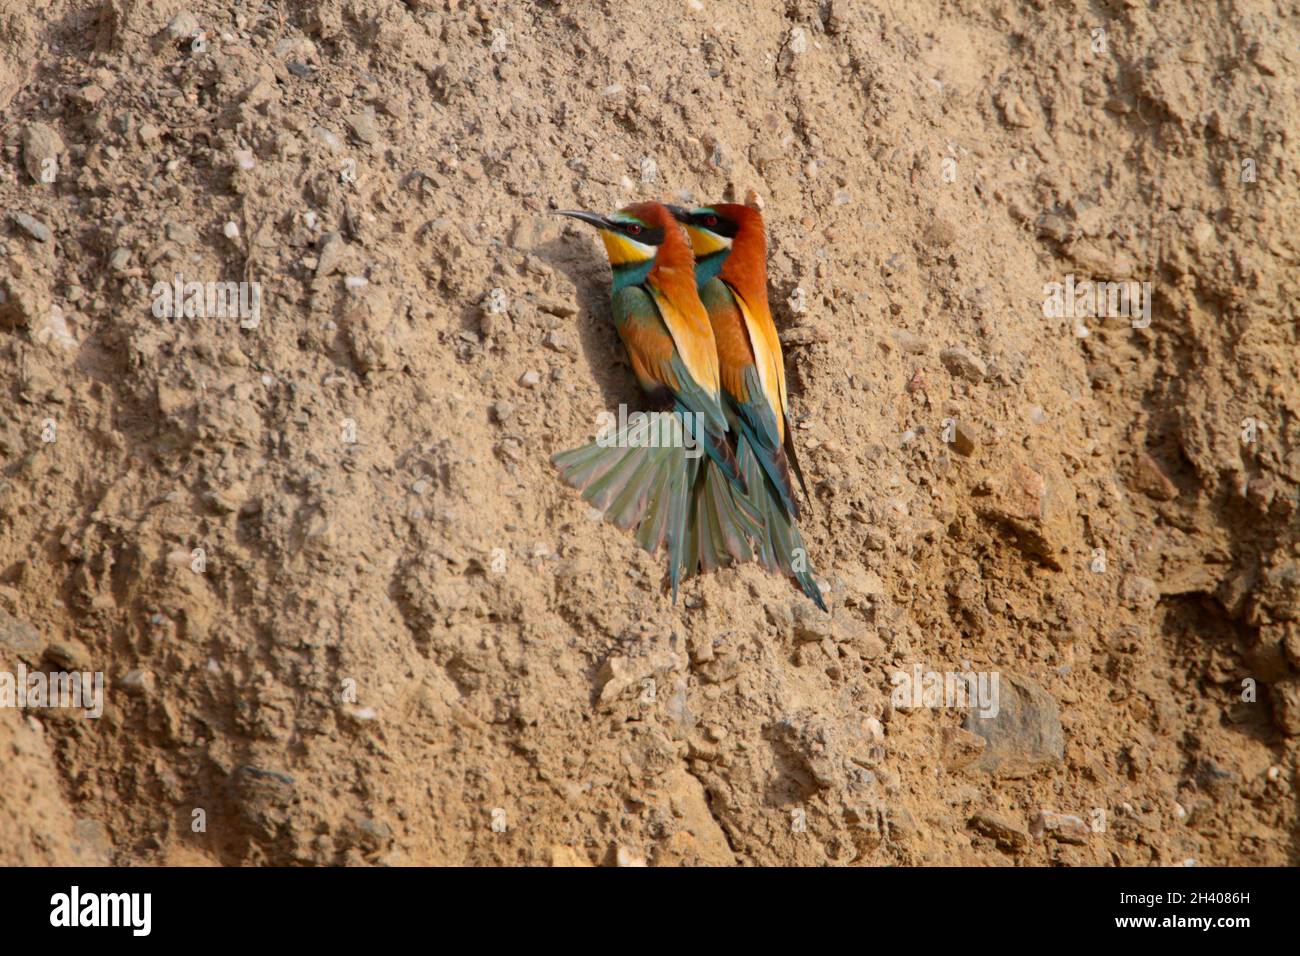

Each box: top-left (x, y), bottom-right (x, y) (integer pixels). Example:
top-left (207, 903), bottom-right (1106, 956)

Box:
top-left (534, 233), bottom-right (654, 420)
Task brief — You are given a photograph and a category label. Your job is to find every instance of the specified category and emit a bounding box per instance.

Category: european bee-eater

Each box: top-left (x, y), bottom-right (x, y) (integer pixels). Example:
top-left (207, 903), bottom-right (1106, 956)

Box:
top-left (551, 202), bottom-right (754, 598)
top-left (670, 203), bottom-right (826, 611)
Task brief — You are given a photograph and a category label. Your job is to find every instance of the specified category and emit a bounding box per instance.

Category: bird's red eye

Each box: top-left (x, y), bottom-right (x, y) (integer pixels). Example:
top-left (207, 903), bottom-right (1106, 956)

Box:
top-left (703, 215), bottom-right (718, 227)
top-left (626, 224), bottom-right (642, 235)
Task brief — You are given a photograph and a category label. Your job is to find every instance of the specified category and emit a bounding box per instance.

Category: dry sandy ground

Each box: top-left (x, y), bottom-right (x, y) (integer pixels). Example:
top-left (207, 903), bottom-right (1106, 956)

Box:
top-left (0, 0), bottom-right (1297, 865)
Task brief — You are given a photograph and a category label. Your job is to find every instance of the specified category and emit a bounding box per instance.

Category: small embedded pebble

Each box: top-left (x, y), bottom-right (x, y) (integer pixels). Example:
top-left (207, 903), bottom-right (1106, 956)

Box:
top-left (347, 111), bottom-right (379, 145)
top-left (316, 232), bottom-right (344, 275)
top-left (36, 305), bottom-right (76, 350)
top-left (615, 846), bottom-right (647, 867)
top-left (1037, 212), bottom-right (1072, 243)
top-left (311, 126), bottom-right (342, 153)
top-left (119, 669), bottom-right (156, 696)
top-left (892, 329), bottom-right (928, 354)
top-left (10, 211), bottom-right (52, 243)
top-left (0, 611), bottom-right (44, 658)
top-left (165, 11), bottom-right (200, 41)
top-left (481, 288), bottom-right (509, 315)
top-left (165, 222), bottom-right (197, 245)
top-left (21, 122), bottom-right (63, 184)
top-left (969, 810), bottom-right (1029, 851)
top-left (950, 420), bottom-right (977, 456)
top-left (939, 345), bottom-right (987, 382)
top-left (865, 717), bottom-right (884, 742)
top-left (76, 84), bottom-right (106, 108)
top-left (46, 641), bottom-right (90, 671)
top-left (274, 36), bottom-right (317, 61)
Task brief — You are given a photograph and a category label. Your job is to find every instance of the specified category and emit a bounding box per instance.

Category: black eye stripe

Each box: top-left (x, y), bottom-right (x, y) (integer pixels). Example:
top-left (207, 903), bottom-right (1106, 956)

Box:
top-left (620, 223), bottom-right (664, 245)
top-left (692, 213), bottom-right (739, 239)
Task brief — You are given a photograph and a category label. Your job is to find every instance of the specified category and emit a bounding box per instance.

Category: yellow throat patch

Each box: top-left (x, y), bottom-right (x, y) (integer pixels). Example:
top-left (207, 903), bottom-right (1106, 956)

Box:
top-left (600, 230), bottom-right (656, 266)
top-left (684, 225), bottom-right (732, 258)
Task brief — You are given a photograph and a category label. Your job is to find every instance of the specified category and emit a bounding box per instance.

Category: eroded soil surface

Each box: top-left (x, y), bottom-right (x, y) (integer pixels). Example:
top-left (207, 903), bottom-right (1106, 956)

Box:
top-left (1, 0), bottom-right (1297, 865)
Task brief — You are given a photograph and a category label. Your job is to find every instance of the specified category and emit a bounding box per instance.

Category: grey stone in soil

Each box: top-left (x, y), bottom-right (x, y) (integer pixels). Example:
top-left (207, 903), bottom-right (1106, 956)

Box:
top-left (233, 765), bottom-right (298, 839)
top-left (45, 641), bottom-right (90, 671)
top-left (963, 673), bottom-right (1064, 778)
top-left (346, 111), bottom-right (379, 145)
top-left (316, 232), bottom-right (345, 275)
top-left (10, 212), bottom-right (52, 243)
top-left (21, 123), bottom-right (63, 185)
top-left (1030, 809), bottom-right (1090, 844)
top-left (0, 610), bottom-right (44, 661)
top-left (969, 809), bottom-right (1029, 851)
top-left (71, 818), bottom-right (114, 865)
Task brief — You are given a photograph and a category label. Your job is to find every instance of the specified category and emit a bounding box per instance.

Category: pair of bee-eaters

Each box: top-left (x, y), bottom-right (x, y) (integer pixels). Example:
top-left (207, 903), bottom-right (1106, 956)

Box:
top-left (553, 200), bottom-right (825, 611)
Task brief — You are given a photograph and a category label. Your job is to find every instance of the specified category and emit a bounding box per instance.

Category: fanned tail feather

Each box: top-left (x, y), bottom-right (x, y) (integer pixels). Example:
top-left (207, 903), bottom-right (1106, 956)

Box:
top-left (634, 458), bottom-right (675, 554)
top-left (679, 402), bottom-right (746, 496)
top-left (554, 410), bottom-right (820, 608)
top-left (783, 426), bottom-right (813, 513)
top-left (666, 453), bottom-right (699, 602)
top-left (675, 454), bottom-right (763, 585)
top-left (553, 411), bottom-right (700, 602)
top-left (734, 413), bottom-right (799, 519)
top-left (701, 460), bottom-right (760, 568)
top-left (736, 436), bottom-right (827, 611)
top-left (583, 443), bottom-right (660, 520)
top-left (554, 411), bottom-right (685, 534)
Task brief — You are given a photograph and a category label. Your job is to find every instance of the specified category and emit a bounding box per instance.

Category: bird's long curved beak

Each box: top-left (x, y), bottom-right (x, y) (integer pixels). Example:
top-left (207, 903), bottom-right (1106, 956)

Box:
top-left (556, 209), bottom-right (611, 230)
